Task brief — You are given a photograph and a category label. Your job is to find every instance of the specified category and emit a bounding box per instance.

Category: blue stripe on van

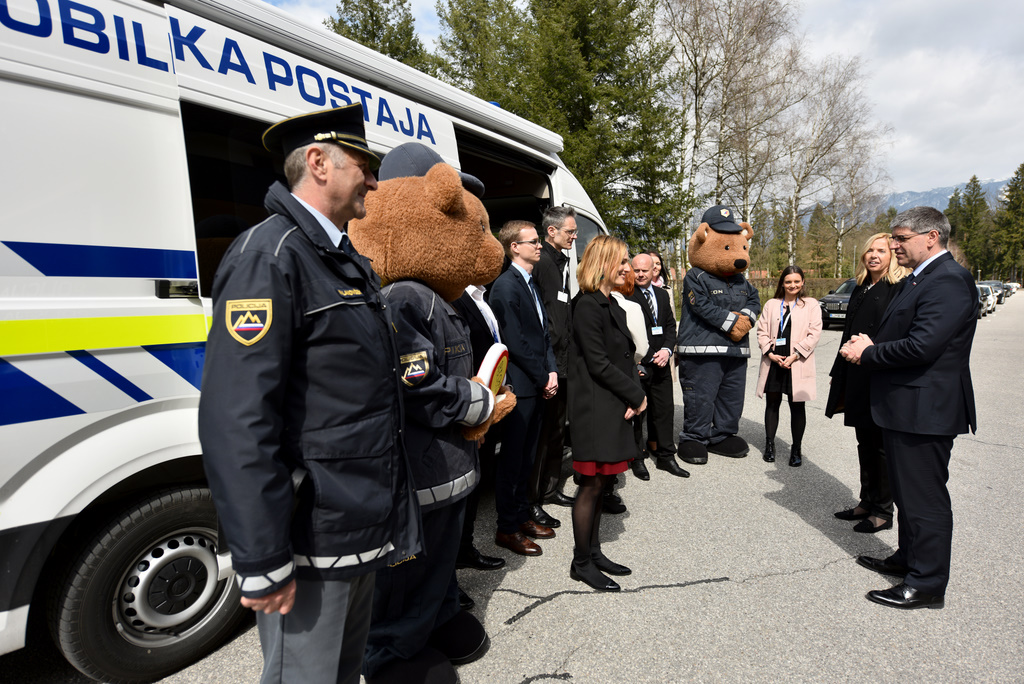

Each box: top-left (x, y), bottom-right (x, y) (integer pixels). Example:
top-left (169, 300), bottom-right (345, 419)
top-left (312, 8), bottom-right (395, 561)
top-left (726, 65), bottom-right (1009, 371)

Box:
top-left (67, 350), bottom-right (154, 403)
top-left (0, 358), bottom-right (85, 426)
top-left (2, 241), bottom-right (197, 279)
top-left (144, 342), bottom-right (206, 390)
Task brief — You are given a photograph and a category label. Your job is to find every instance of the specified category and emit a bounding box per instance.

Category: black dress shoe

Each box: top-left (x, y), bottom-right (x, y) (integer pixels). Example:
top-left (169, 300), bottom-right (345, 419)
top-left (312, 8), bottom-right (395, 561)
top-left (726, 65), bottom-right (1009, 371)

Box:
top-left (866, 583), bottom-right (944, 610)
top-left (602, 491), bottom-right (627, 514)
top-left (456, 546), bottom-right (506, 571)
top-left (570, 560), bottom-right (621, 592)
top-left (762, 441), bottom-right (775, 463)
top-left (630, 458), bottom-right (650, 481)
top-left (592, 549), bottom-right (631, 576)
top-left (856, 555), bottom-right (908, 578)
top-left (544, 490), bottom-right (576, 507)
top-left (655, 457), bottom-right (690, 478)
top-left (853, 517), bottom-right (893, 533)
top-left (529, 504), bottom-right (561, 528)
top-left (834, 507), bottom-right (870, 521)
top-left (789, 445), bottom-right (802, 467)
top-left (458, 587), bottom-right (475, 610)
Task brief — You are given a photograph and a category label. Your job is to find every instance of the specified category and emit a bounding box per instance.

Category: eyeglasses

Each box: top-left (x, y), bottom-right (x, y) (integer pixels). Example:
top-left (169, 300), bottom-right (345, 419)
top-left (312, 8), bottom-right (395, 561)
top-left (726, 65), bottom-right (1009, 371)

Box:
top-left (514, 239), bottom-right (541, 246)
top-left (560, 228), bottom-right (578, 236)
top-left (890, 231), bottom-right (928, 244)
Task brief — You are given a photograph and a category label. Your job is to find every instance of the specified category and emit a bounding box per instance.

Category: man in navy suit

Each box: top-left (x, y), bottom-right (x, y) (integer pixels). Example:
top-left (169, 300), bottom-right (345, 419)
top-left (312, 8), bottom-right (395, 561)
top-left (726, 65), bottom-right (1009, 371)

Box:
top-left (488, 220), bottom-right (559, 556)
top-left (841, 206), bottom-right (977, 610)
top-left (629, 253), bottom-right (689, 480)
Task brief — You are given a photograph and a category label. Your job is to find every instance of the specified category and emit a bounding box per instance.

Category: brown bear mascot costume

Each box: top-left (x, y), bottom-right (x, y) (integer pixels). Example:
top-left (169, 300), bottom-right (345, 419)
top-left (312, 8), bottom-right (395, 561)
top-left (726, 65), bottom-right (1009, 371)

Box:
top-left (349, 143), bottom-right (515, 683)
top-left (675, 205), bottom-right (761, 466)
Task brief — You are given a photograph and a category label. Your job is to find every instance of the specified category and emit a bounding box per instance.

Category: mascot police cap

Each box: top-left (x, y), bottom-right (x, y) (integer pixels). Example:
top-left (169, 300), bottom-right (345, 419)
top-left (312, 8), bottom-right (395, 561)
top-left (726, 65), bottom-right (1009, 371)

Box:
top-left (699, 204), bottom-right (742, 234)
top-left (379, 142), bottom-right (485, 198)
top-left (262, 103), bottom-right (380, 169)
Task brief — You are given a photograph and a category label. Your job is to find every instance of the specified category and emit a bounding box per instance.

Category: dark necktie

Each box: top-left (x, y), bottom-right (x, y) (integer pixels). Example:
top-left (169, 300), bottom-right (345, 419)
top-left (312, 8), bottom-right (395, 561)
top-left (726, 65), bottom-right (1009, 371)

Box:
top-left (339, 232), bottom-right (357, 258)
top-left (528, 278), bottom-right (543, 323)
top-left (643, 288), bottom-right (655, 318)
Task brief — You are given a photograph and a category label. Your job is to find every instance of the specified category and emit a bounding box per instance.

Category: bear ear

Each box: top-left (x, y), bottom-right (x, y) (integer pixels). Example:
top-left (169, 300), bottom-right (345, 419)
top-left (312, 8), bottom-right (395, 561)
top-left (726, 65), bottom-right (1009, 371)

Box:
top-left (424, 162), bottom-right (466, 215)
top-left (695, 223), bottom-right (710, 245)
top-left (739, 221), bottom-right (754, 241)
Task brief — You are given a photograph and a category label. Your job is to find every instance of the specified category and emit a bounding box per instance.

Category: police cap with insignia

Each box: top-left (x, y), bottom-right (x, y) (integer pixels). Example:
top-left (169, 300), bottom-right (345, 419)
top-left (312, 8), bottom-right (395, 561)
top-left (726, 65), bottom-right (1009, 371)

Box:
top-left (700, 204), bottom-right (742, 234)
top-left (378, 142), bottom-right (485, 198)
top-left (262, 103), bottom-right (380, 169)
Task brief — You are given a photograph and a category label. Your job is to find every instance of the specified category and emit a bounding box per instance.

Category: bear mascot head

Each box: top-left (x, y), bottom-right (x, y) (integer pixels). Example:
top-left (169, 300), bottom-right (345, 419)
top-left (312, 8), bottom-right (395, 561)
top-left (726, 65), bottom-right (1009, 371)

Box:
top-left (688, 204), bottom-right (755, 341)
top-left (348, 143), bottom-right (504, 302)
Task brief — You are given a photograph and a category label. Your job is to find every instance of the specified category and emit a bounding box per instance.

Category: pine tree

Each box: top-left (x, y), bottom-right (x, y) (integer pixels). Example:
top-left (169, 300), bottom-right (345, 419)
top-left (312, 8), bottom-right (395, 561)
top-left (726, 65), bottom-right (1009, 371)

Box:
top-left (944, 187), bottom-right (963, 241)
top-left (957, 176), bottom-right (996, 278)
top-left (994, 163), bottom-right (1024, 281)
top-left (325, 0), bottom-right (440, 74)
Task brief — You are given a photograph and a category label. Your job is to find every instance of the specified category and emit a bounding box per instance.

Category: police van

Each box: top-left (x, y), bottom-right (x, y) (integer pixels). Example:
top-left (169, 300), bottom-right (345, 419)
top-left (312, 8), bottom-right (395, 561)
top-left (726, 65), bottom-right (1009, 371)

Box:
top-left (0, 0), bottom-right (606, 679)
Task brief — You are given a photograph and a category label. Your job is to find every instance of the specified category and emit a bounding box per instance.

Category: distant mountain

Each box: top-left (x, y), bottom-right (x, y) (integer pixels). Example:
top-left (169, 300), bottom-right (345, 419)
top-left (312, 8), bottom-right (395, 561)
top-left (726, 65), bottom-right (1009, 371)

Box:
top-left (885, 178), bottom-right (1009, 213)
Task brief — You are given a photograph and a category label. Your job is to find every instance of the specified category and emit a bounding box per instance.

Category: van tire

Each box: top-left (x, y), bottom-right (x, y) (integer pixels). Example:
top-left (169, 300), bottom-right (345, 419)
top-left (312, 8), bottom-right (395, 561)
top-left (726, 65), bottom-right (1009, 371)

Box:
top-left (48, 487), bottom-right (247, 683)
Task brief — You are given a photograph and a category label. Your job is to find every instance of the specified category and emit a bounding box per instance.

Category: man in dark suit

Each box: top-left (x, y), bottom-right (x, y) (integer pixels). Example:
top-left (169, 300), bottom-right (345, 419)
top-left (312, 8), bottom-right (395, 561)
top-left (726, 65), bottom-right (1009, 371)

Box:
top-left (629, 253), bottom-right (689, 479)
top-left (841, 206), bottom-right (977, 610)
top-left (487, 221), bottom-right (559, 556)
top-left (451, 285), bottom-right (508, 578)
top-left (529, 205), bottom-right (579, 527)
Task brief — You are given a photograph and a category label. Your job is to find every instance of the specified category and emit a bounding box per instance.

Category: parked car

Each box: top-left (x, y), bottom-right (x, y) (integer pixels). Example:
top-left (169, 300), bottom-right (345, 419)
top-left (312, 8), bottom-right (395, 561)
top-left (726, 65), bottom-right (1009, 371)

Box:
top-left (819, 278), bottom-right (857, 330)
top-left (978, 284), bottom-right (997, 316)
top-left (980, 280), bottom-right (1005, 304)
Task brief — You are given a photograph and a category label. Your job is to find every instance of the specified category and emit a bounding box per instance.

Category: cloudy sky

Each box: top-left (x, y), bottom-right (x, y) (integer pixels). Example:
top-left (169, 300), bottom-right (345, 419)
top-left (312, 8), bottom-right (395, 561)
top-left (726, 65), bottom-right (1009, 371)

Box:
top-left (266, 0), bottom-right (1024, 194)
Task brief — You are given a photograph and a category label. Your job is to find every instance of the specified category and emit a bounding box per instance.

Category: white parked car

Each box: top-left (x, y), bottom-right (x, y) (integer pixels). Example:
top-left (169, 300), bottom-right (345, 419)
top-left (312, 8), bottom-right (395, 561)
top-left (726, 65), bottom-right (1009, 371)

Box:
top-left (978, 284), bottom-right (997, 317)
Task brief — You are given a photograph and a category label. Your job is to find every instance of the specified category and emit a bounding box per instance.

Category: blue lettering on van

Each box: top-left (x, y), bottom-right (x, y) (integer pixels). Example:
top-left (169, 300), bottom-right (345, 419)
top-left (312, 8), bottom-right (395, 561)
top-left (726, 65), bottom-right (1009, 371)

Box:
top-left (0, 0), bottom-right (441, 146)
top-left (327, 77), bottom-right (352, 107)
top-left (112, 14), bottom-right (127, 60)
top-left (377, 97), bottom-right (396, 132)
top-left (217, 37), bottom-right (254, 84)
top-left (170, 17), bottom-right (212, 70)
top-left (132, 20), bottom-right (166, 71)
top-left (417, 113), bottom-right (435, 144)
top-left (0, 0), bottom-right (52, 37)
top-left (59, 0), bottom-right (108, 53)
top-left (296, 64), bottom-right (325, 106)
top-left (263, 51), bottom-right (291, 90)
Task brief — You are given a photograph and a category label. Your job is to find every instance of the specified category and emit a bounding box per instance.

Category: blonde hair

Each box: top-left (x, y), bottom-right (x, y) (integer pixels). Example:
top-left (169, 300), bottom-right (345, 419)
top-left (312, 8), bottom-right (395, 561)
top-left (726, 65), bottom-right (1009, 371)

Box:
top-left (855, 232), bottom-right (910, 285)
top-left (577, 235), bottom-right (628, 293)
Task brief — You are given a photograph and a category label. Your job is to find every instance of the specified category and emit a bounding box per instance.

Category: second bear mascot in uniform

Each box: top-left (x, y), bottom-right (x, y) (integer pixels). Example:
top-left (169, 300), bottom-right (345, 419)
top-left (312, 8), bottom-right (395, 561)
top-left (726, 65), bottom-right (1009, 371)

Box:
top-left (676, 205), bottom-right (761, 466)
top-left (349, 143), bottom-right (515, 684)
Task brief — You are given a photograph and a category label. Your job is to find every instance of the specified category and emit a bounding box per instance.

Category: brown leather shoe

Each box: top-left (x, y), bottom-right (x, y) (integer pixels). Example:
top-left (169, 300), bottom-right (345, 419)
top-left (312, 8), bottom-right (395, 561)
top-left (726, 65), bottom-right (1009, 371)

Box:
top-left (495, 531), bottom-right (542, 556)
top-left (519, 519), bottom-right (555, 539)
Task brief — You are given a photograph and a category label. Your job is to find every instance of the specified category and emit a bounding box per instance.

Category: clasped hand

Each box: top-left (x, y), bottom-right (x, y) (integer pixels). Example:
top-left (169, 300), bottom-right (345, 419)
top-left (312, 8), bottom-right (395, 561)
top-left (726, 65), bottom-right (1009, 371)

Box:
top-left (840, 333), bottom-right (873, 365)
top-left (768, 352), bottom-right (797, 368)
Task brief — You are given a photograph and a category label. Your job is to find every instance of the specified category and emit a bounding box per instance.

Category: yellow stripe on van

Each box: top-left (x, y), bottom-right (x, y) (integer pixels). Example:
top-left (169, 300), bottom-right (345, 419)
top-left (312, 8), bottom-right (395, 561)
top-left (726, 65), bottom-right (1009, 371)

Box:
top-left (0, 315), bottom-right (209, 356)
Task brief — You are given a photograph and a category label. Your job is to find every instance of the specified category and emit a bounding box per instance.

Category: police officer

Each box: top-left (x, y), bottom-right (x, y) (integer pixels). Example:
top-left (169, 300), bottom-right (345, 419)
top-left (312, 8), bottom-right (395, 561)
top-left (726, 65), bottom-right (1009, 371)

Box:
top-left (199, 104), bottom-right (422, 684)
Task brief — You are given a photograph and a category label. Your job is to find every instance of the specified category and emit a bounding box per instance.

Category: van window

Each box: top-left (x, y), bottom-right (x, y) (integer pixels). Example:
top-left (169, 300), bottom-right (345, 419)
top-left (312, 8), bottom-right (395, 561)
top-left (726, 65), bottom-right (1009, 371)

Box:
top-left (180, 102), bottom-right (284, 296)
top-left (573, 213), bottom-right (603, 259)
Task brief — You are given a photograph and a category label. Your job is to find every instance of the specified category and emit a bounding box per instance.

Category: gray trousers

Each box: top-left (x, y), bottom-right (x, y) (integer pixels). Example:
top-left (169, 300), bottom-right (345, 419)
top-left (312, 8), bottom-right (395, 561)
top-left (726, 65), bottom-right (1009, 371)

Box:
top-left (256, 573), bottom-right (375, 684)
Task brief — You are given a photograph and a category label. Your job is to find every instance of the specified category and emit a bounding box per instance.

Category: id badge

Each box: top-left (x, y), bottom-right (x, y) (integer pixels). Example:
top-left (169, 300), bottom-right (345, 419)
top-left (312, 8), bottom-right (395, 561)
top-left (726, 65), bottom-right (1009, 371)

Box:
top-left (651, 326), bottom-right (663, 335)
top-left (558, 291), bottom-right (569, 303)
top-left (775, 337), bottom-right (787, 346)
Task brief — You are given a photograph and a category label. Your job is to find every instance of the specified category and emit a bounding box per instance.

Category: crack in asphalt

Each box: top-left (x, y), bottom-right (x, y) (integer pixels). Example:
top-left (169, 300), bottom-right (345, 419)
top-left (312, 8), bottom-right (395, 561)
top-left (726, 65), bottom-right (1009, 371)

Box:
top-left (519, 673), bottom-right (573, 683)
top-left (496, 576), bottom-right (730, 625)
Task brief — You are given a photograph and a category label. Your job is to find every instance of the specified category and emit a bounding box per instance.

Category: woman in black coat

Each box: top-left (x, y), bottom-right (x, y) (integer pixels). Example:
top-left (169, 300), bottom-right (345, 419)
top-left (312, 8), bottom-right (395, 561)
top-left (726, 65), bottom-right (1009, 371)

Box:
top-left (568, 235), bottom-right (647, 592)
top-left (825, 232), bottom-right (909, 533)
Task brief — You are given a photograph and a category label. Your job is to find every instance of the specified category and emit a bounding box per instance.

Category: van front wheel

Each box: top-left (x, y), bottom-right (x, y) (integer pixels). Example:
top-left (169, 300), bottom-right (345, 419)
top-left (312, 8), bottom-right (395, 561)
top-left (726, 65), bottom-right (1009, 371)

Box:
top-left (49, 487), bottom-right (248, 684)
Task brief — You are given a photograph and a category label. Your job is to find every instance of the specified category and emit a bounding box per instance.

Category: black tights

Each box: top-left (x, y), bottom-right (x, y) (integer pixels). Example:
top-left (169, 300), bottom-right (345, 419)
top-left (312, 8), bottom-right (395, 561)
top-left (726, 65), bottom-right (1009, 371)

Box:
top-left (764, 392), bottom-right (806, 448)
top-left (572, 473), bottom-right (611, 563)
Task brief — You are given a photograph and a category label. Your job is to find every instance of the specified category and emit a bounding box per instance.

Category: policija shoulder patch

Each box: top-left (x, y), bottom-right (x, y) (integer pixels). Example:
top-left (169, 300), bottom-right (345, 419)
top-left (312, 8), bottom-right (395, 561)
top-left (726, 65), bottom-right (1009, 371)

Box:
top-left (226, 299), bottom-right (273, 345)
top-left (400, 351), bottom-right (429, 386)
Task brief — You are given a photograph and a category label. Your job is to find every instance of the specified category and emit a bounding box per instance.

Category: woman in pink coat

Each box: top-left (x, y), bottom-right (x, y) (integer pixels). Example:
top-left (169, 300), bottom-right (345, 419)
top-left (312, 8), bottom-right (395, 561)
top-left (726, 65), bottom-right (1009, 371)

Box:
top-left (755, 266), bottom-right (822, 466)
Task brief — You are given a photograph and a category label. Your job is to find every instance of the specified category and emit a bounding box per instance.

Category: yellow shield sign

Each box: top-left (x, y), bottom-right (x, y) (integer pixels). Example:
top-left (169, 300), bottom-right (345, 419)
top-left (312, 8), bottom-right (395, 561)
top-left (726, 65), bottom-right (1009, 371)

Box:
top-left (226, 299), bottom-right (273, 346)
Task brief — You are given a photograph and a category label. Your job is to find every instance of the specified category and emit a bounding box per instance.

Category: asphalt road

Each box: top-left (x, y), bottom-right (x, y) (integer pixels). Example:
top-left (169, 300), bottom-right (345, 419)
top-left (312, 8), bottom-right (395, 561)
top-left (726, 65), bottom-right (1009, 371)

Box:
top-left (4, 295), bottom-right (1023, 684)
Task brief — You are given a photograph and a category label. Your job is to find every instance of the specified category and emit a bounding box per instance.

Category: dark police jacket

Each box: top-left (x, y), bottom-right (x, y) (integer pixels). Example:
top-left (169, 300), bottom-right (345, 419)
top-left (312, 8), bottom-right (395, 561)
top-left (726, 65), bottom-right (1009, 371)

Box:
top-left (676, 267), bottom-right (760, 358)
top-left (382, 280), bottom-right (491, 513)
top-left (199, 182), bottom-right (422, 599)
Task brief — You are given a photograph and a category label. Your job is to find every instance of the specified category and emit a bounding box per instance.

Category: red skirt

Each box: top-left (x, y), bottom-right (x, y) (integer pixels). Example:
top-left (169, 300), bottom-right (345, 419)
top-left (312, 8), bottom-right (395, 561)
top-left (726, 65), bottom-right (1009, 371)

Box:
top-left (573, 459), bottom-right (630, 476)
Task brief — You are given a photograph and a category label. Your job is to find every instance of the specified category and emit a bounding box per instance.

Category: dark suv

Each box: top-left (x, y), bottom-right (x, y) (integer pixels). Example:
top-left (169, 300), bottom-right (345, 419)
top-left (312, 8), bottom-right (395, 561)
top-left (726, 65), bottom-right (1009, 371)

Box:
top-left (819, 278), bottom-right (856, 330)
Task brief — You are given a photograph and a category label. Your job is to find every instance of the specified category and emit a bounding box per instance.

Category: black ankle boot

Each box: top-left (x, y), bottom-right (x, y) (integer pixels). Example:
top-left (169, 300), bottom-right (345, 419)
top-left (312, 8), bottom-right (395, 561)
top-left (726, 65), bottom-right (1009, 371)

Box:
top-left (763, 441), bottom-right (775, 462)
top-left (591, 548), bottom-right (631, 576)
top-left (789, 445), bottom-right (802, 467)
top-left (570, 558), bottom-right (621, 592)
